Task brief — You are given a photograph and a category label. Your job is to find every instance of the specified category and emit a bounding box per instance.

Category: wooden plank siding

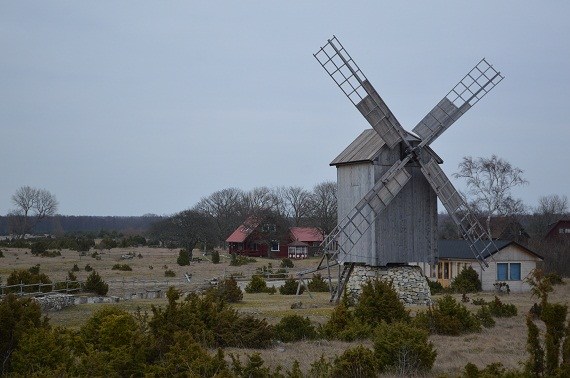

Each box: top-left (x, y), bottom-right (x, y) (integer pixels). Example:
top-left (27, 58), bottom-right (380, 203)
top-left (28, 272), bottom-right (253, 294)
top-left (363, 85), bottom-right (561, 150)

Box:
top-left (335, 138), bottom-right (438, 266)
top-left (336, 162), bottom-right (376, 265)
top-left (374, 162), bottom-right (437, 265)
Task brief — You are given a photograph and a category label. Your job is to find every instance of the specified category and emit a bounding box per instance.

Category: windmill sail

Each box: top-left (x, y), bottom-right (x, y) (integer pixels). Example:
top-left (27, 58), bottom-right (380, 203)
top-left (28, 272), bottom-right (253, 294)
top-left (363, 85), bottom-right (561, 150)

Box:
top-left (420, 158), bottom-right (496, 266)
top-left (414, 58), bottom-right (504, 147)
top-left (314, 36), bottom-right (408, 149)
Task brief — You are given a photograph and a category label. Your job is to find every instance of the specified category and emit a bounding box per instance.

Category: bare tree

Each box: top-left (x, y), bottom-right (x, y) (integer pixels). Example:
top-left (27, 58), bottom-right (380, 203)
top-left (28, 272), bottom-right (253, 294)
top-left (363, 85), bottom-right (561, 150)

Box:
top-left (309, 181), bottom-right (337, 234)
top-left (193, 187), bottom-right (245, 243)
top-left (10, 186), bottom-right (58, 237)
top-left (280, 186), bottom-right (312, 226)
top-left (537, 194), bottom-right (568, 218)
top-left (527, 194), bottom-right (569, 237)
top-left (149, 209), bottom-right (217, 258)
top-left (453, 155), bottom-right (528, 236)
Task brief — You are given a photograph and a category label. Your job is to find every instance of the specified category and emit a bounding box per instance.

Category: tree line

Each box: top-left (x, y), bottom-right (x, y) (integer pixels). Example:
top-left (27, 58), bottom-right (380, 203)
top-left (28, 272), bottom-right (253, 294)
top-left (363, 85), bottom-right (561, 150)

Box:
top-left (148, 183), bottom-right (337, 254)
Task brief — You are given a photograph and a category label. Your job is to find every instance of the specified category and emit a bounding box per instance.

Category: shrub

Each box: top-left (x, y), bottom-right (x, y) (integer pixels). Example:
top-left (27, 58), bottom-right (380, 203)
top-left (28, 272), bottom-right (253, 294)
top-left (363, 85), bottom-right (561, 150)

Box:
top-left (331, 345), bottom-right (377, 378)
top-left (475, 306), bottom-right (496, 328)
top-left (319, 300), bottom-right (371, 341)
top-left (84, 271), bottom-right (109, 296)
top-left (245, 275), bottom-right (275, 294)
top-left (464, 362), bottom-right (513, 378)
top-left (6, 268), bottom-right (52, 293)
top-left (41, 250), bottom-right (61, 257)
top-left (148, 332), bottom-right (228, 377)
top-left (487, 296), bottom-right (517, 317)
top-left (28, 264), bottom-right (40, 275)
top-left (427, 279), bottom-right (446, 294)
top-left (177, 249), bottom-right (190, 266)
top-left (72, 264), bottom-right (80, 272)
top-left (413, 294), bottom-right (481, 335)
top-left (0, 294), bottom-right (46, 375)
top-left (84, 264), bottom-right (93, 272)
top-left (541, 302), bottom-right (568, 375)
top-left (280, 258), bottom-right (294, 269)
top-left (54, 271), bottom-right (81, 292)
top-left (150, 288), bottom-right (273, 350)
top-left (354, 279), bottom-right (410, 326)
top-left (0, 249), bottom-right (4, 258)
top-left (307, 274), bottom-right (329, 292)
top-left (230, 253), bottom-right (256, 266)
top-left (308, 355), bottom-right (333, 378)
top-left (279, 278), bottom-right (304, 295)
top-left (273, 314), bottom-right (316, 342)
top-left (164, 269), bottom-right (176, 277)
top-left (229, 353), bottom-right (283, 377)
top-left (112, 264), bottom-right (132, 271)
top-left (10, 326), bottom-right (74, 376)
top-left (30, 241), bottom-right (48, 256)
top-left (450, 266), bottom-right (481, 293)
top-left (208, 276), bottom-right (243, 303)
top-left (76, 307), bottom-right (146, 375)
top-left (373, 321), bottom-right (437, 375)
top-left (211, 250), bottom-right (220, 264)
top-left (472, 297), bottom-right (486, 305)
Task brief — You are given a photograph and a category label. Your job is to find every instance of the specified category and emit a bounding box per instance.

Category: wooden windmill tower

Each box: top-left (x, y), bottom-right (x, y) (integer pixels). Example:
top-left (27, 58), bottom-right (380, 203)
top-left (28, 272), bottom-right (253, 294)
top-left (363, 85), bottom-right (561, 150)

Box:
top-left (298, 36), bottom-right (504, 302)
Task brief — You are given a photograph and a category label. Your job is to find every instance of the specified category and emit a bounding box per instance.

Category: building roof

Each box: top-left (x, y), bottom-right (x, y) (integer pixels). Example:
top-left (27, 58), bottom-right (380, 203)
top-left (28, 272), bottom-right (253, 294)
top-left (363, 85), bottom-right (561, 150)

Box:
top-left (330, 128), bottom-right (442, 166)
top-left (545, 219), bottom-right (570, 238)
top-left (438, 239), bottom-right (543, 260)
top-left (290, 227), bottom-right (323, 243)
top-left (330, 129), bottom-right (387, 166)
top-left (225, 217), bottom-right (259, 243)
top-left (288, 240), bottom-right (310, 247)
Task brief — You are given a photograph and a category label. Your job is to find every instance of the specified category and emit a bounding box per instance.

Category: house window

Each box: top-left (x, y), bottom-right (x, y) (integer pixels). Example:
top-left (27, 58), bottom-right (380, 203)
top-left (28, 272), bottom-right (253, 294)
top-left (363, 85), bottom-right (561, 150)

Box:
top-left (262, 224), bottom-right (276, 232)
top-left (271, 241), bottom-right (280, 252)
top-left (497, 263), bottom-right (521, 281)
top-left (437, 262), bottom-right (450, 279)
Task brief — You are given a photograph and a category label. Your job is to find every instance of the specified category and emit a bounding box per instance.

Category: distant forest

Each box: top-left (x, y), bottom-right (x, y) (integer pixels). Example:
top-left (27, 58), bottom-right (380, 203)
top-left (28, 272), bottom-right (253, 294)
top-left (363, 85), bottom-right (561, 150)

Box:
top-left (0, 215), bottom-right (162, 236)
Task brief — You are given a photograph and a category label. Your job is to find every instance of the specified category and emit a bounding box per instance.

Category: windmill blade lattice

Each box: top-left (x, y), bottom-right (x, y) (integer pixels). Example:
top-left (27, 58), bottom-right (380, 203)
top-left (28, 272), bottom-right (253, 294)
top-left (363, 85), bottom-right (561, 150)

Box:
top-left (314, 36), bottom-right (408, 149)
top-left (420, 158), bottom-right (497, 267)
top-left (414, 59), bottom-right (504, 147)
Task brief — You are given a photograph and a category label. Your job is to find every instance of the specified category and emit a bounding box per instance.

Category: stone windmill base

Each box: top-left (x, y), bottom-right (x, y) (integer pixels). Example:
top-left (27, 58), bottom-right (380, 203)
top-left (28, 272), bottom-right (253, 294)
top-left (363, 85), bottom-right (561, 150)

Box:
top-left (345, 265), bottom-right (431, 306)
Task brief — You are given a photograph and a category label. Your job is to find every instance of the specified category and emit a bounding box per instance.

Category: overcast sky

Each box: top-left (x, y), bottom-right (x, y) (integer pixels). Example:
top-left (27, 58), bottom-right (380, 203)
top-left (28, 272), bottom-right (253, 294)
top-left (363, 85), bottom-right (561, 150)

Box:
top-left (1, 2), bottom-right (569, 216)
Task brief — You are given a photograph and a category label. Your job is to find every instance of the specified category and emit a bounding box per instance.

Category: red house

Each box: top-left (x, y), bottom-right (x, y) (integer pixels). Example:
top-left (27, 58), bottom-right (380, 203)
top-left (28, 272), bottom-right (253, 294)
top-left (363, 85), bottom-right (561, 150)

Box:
top-left (226, 219), bottom-right (323, 259)
top-left (545, 219), bottom-right (570, 240)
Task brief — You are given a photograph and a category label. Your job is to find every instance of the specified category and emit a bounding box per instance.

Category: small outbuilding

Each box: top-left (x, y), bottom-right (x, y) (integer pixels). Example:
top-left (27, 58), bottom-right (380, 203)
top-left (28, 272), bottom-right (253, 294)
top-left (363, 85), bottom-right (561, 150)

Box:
top-left (412, 240), bottom-right (543, 293)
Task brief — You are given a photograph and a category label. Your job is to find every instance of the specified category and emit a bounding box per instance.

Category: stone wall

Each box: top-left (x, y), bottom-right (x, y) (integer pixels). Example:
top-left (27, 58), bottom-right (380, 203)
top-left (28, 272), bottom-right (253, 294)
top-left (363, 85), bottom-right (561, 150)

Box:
top-left (33, 294), bottom-right (77, 312)
top-left (33, 290), bottom-right (163, 312)
top-left (346, 265), bottom-right (431, 305)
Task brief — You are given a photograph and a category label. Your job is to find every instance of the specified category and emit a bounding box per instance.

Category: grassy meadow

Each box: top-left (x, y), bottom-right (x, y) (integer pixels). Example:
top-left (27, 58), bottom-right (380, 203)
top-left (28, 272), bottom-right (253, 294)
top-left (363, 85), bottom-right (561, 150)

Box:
top-left (1, 245), bottom-right (569, 376)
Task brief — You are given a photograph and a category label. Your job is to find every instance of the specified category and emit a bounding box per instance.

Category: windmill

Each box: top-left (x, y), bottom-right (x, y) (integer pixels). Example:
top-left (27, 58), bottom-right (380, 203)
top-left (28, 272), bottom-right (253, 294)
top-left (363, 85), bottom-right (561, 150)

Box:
top-left (298, 36), bottom-right (504, 302)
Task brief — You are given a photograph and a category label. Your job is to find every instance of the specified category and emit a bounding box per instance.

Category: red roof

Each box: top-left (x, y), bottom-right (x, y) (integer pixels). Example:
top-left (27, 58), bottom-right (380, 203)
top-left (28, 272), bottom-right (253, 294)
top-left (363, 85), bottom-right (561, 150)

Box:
top-left (226, 218), bottom-right (259, 243)
top-left (290, 227), bottom-right (323, 243)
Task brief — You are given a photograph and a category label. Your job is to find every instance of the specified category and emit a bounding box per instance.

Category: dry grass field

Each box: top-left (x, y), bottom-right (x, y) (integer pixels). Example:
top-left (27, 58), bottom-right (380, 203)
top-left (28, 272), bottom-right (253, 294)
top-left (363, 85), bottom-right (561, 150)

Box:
top-left (1, 245), bottom-right (569, 376)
